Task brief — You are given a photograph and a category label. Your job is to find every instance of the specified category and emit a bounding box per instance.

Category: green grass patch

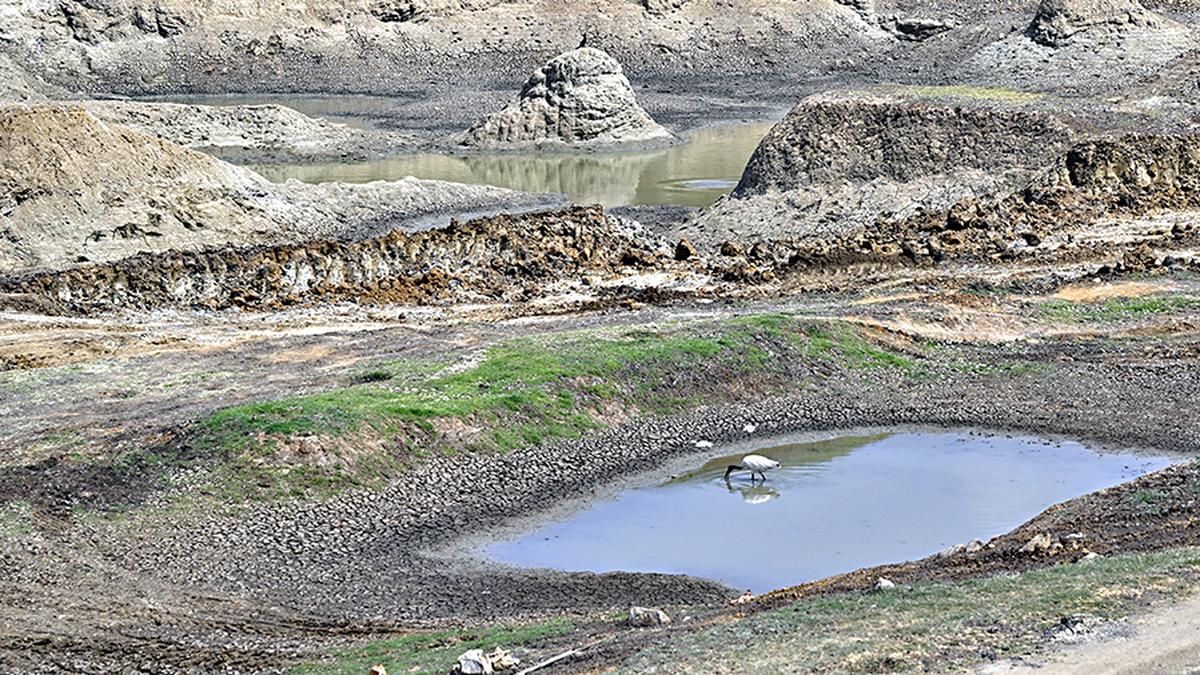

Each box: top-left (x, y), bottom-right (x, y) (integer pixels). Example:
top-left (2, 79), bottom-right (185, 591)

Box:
top-left (199, 330), bottom-right (738, 455)
top-left (622, 548), bottom-right (1200, 673)
top-left (1039, 295), bottom-right (1200, 324)
top-left (179, 316), bottom-right (926, 501)
top-left (294, 619), bottom-right (573, 675)
top-left (800, 324), bottom-right (918, 372)
top-left (1131, 488), bottom-right (1168, 515)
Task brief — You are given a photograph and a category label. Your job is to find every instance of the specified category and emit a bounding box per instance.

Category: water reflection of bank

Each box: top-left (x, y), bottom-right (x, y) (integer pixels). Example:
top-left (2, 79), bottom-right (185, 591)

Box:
top-left (251, 122), bottom-right (775, 208)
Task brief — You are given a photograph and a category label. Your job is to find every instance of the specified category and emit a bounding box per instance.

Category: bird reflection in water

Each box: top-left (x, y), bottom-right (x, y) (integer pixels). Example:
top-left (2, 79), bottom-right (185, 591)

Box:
top-left (728, 484), bottom-right (780, 505)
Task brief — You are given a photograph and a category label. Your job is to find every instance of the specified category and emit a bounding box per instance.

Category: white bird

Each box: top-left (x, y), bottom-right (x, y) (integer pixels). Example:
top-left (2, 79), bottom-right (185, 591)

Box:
top-left (724, 454), bottom-right (781, 482)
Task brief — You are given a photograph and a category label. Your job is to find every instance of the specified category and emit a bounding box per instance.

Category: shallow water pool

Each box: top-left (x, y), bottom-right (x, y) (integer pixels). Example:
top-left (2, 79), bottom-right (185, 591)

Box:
top-left (250, 121), bottom-right (774, 208)
top-left (487, 432), bottom-right (1175, 592)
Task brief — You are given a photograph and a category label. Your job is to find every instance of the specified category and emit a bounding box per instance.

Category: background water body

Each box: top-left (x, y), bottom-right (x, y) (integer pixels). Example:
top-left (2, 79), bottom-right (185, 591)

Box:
top-left (487, 432), bottom-right (1175, 593)
top-left (251, 122), bottom-right (774, 208)
top-left (139, 94), bottom-right (773, 207)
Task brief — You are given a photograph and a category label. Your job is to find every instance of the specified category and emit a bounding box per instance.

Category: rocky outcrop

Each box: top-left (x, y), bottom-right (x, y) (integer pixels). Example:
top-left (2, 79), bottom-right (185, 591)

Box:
top-left (0, 105), bottom-right (554, 274)
top-left (0, 207), bottom-right (667, 313)
top-left (687, 91), bottom-right (1075, 246)
top-left (962, 0), bottom-right (1195, 93)
top-left (0, 0), bottom-right (891, 96)
top-left (462, 48), bottom-right (673, 149)
top-left (370, 0), bottom-right (510, 23)
top-left (81, 100), bottom-right (413, 162)
top-left (1028, 0), bottom-right (1163, 47)
top-left (52, 0), bottom-right (193, 43)
top-left (642, 0), bottom-right (689, 15)
top-left (835, 0), bottom-right (954, 41)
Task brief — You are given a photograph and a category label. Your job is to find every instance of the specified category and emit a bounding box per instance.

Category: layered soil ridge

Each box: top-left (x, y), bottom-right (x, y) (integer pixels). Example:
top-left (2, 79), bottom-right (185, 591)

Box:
top-left (0, 207), bottom-right (667, 313)
top-left (748, 129), bottom-right (1200, 273)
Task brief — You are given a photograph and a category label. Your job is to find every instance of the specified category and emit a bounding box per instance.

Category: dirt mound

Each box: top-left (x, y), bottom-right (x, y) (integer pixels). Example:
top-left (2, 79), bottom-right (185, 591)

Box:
top-left (463, 47), bottom-right (673, 149)
top-left (687, 91), bottom-right (1075, 246)
top-left (0, 206), bottom-right (669, 313)
top-left (0, 105), bottom-right (555, 274)
top-left (81, 100), bottom-right (413, 163)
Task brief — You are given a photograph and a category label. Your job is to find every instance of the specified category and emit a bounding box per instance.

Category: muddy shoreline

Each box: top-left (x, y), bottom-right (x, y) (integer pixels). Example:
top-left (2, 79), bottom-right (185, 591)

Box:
top-left (82, 340), bottom-right (1200, 619)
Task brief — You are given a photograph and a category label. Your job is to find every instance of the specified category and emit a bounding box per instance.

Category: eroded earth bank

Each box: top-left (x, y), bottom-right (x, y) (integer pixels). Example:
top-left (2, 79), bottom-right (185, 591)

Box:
top-left (8, 0), bottom-right (1200, 673)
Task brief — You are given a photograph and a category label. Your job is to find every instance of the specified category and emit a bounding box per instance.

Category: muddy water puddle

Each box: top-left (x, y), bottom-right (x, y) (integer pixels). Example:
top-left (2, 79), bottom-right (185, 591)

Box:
top-left (487, 432), bottom-right (1175, 592)
top-left (251, 122), bottom-right (773, 207)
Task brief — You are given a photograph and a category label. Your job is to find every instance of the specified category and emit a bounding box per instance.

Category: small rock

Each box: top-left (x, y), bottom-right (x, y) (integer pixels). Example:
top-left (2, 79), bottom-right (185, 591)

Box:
top-left (674, 239), bottom-right (698, 261)
top-left (694, 440), bottom-right (714, 448)
top-left (743, 423), bottom-right (758, 434)
top-left (875, 577), bottom-right (896, 590)
top-left (1078, 551), bottom-right (1101, 564)
top-left (965, 539), bottom-right (985, 553)
top-left (455, 649), bottom-right (492, 674)
top-left (368, 666), bottom-right (387, 675)
top-left (629, 606), bottom-right (672, 627)
top-left (939, 543), bottom-right (966, 557)
top-left (486, 648), bottom-right (520, 671)
top-left (719, 240), bottom-right (745, 257)
top-left (1020, 533), bottom-right (1056, 555)
top-left (748, 241), bottom-right (772, 261)
top-left (728, 590), bottom-right (754, 606)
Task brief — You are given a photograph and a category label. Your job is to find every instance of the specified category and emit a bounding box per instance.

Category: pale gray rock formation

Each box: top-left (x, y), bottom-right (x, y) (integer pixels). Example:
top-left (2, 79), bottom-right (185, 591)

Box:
top-left (81, 100), bottom-right (413, 162)
top-left (463, 47), bottom-right (673, 149)
top-left (370, 0), bottom-right (509, 22)
top-left (642, 0), bottom-right (689, 15)
top-left (683, 91), bottom-right (1075, 246)
top-left (835, 0), bottom-right (954, 41)
top-left (0, 105), bottom-right (554, 274)
top-left (1029, 0), bottom-right (1162, 46)
top-left (0, 0), bottom-right (893, 100)
top-left (963, 0), bottom-right (1195, 93)
top-left (834, 0), bottom-right (877, 24)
